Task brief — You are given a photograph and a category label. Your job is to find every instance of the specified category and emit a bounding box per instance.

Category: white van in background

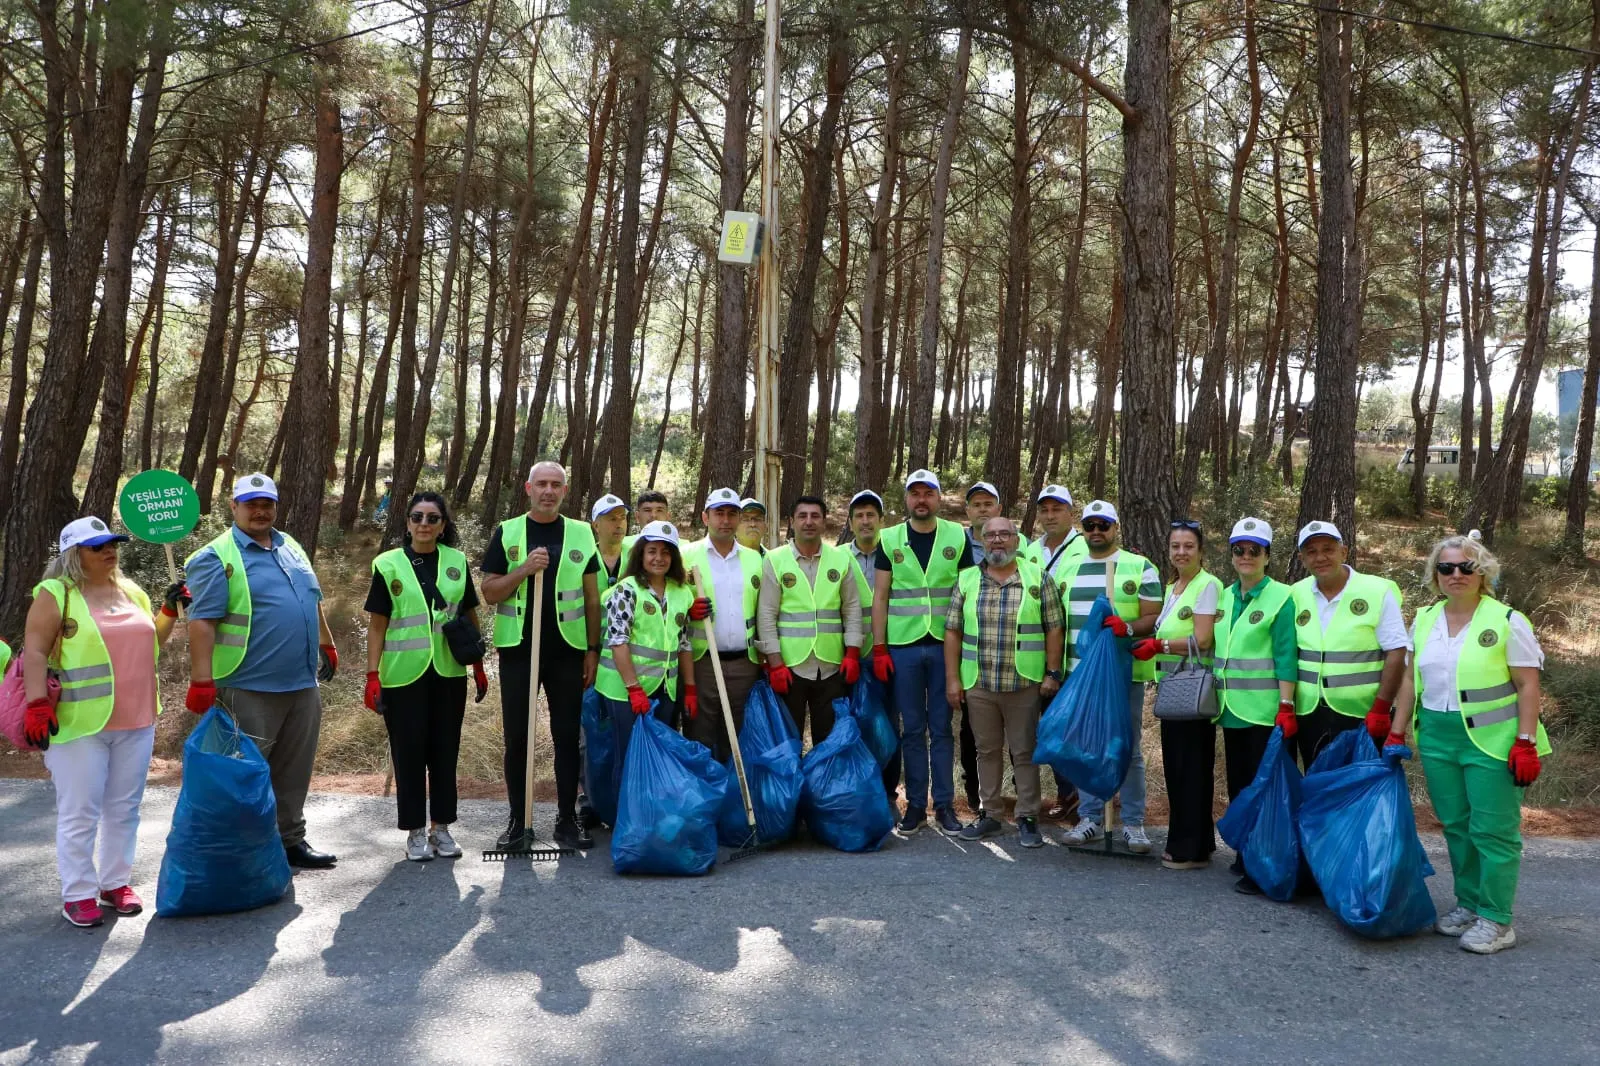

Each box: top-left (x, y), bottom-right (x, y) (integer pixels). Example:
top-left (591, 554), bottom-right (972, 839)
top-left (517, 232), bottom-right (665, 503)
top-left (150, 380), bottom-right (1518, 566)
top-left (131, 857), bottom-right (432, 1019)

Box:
top-left (1397, 445), bottom-right (1460, 478)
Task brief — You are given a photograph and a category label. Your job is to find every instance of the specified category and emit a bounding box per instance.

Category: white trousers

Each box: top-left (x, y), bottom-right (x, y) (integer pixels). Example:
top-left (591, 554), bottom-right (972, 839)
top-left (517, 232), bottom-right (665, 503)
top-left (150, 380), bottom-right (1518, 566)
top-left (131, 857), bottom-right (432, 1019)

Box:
top-left (43, 725), bottom-right (155, 902)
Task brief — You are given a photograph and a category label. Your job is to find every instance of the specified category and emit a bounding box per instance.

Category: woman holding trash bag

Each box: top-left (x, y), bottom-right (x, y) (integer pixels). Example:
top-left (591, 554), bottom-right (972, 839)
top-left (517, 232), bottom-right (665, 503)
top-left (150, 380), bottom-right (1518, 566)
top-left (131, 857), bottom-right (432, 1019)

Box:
top-left (21, 518), bottom-right (187, 927)
top-left (1131, 520), bottom-right (1223, 870)
top-left (1388, 532), bottom-right (1551, 955)
top-left (594, 520), bottom-right (707, 797)
top-left (365, 493), bottom-right (487, 862)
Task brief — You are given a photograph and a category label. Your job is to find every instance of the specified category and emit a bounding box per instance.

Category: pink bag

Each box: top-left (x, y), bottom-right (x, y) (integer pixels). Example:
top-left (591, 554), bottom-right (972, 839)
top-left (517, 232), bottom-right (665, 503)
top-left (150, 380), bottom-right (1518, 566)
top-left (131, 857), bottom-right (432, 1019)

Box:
top-left (0, 655), bottom-right (60, 751)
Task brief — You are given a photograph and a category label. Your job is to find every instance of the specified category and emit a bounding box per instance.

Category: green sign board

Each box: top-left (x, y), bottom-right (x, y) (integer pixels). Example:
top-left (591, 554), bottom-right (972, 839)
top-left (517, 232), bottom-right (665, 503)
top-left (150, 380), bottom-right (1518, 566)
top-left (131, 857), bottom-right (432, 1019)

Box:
top-left (118, 469), bottom-right (201, 544)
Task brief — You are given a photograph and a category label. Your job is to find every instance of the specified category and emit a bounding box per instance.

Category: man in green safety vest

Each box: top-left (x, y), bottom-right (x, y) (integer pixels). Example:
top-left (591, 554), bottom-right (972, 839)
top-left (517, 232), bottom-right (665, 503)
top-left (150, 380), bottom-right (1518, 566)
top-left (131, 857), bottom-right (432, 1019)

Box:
top-left (592, 493), bottom-right (630, 595)
top-left (621, 490), bottom-right (670, 562)
top-left (1022, 485), bottom-right (1088, 581)
top-left (681, 487), bottom-right (764, 761)
top-left (738, 497), bottom-right (768, 554)
top-left (480, 461), bottom-right (603, 852)
top-left (757, 495), bottom-right (862, 746)
top-left (185, 473), bottom-right (341, 869)
top-left (956, 480), bottom-right (1000, 816)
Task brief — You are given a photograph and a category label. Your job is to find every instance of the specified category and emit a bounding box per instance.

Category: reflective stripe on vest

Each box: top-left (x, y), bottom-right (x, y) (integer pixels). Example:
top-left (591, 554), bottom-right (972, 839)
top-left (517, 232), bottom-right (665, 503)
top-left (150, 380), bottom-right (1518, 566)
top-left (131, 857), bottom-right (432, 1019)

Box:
top-left (186, 529), bottom-right (312, 681)
top-left (1290, 571), bottom-right (1399, 717)
top-left (1214, 578), bottom-right (1293, 726)
top-left (1055, 551), bottom-right (1157, 682)
top-left (765, 543), bottom-right (851, 666)
top-left (491, 516), bottom-right (597, 651)
top-left (880, 519), bottom-right (966, 645)
top-left (594, 577), bottom-right (693, 700)
top-left (34, 578), bottom-right (159, 744)
top-left (956, 560), bottom-right (1047, 689)
top-left (373, 545), bottom-right (468, 686)
top-left (1412, 597), bottom-right (1552, 761)
top-left (681, 539), bottom-right (761, 662)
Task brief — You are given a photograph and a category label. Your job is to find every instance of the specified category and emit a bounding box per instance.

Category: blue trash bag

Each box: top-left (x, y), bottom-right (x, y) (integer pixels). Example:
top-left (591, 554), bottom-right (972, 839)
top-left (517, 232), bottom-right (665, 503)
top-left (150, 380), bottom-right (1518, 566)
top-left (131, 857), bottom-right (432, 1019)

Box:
top-left (718, 679), bottom-right (803, 846)
top-left (156, 707), bottom-right (292, 918)
top-left (581, 687), bottom-right (618, 827)
top-left (800, 716), bottom-right (896, 852)
top-left (833, 676), bottom-right (900, 770)
top-left (1306, 725), bottom-right (1378, 776)
top-left (1297, 744), bottom-right (1437, 938)
top-left (743, 680), bottom-right (800, 751)
top-left (1033, 595), bottom-right (1134, 799)
top-left (612, 712), bottom-right (729, 876)
top-left (1217, 727), bottom-right (1304, 901)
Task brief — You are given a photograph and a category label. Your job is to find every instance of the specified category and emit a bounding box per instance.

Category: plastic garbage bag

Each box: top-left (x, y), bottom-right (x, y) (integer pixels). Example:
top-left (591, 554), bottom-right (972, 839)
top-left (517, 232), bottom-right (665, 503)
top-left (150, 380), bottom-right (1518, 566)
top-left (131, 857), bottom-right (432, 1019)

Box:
top-left (1033, 595), bottom-right (1134, 799)
top-left (800, 716), bottom-right (895, 852)
top-left (581, 687), bottom-right (618, 826)
top-left (718, 680), bottom-right (803, 846)
top-left (742, 680), bottom-right (800, 752)
top-left (833, 676), bottom-right (900, 770)
top-left (1217, 727), bottom-right (1303, 901)
top-left (1306, 725), bottom-right (1377, 777)
top-left (156, 707), bottom-right (291, 918)
top-left (1297, 744), bottom-right (1436, 938)
top-left (612, 712), bottom-right (729, 876)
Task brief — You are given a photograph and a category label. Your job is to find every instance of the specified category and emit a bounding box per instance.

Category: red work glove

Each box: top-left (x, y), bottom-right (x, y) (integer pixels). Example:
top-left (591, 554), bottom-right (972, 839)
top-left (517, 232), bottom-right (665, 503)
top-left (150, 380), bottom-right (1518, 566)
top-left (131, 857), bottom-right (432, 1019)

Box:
top-left (684, 685), bottom-right (700, 720)
top-left (841, 647), bottom-right (861, 684)
top-left (22, 698), bottom-right (57, 749)
top-left (317, 644), bottom-right (338, 682)
top-left (871, 643), bottom-right (894, 682)
top-left (1275, 702), bottom-right (1298, 739)
top-left (1364, 698), bottom-right (1392, 742)
top-left (185, 680), bottom-right (217, 715)
top-left (688, 596), bottom-right (712, 621)
top-left (160, 582), bottom-right (191, 618)
top-left (769, 664), bottom-right (793, 695)
top-left (1102, 614), bottom-right (1130, 638)
top-left (1130, 638), bottom-right (1160, 661)
top-left (627, 684), bottom-right (651, 716)
top-left (1384, 731), bottom-right (1407, 750)
top-left (1508, 738), bottom-right (1541, 787)
top-left (473, 662), bottom-right (489, 703)
top-left (364, 671), bottom-right (381, 712)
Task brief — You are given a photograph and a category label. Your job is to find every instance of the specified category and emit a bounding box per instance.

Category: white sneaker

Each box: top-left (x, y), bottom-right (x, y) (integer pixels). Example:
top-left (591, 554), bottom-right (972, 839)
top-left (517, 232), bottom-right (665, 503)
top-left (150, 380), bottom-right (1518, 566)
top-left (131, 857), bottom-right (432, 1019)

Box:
top-left (1460, 918), bottom-right (1516, 954)
top-left (405, 828), bottom-right (435, 862)
top-left (1122, 825), bottom-right (1153, 854)
top-left (429, 826), bottom-right (462, 859)
top-left (1435, 906), bottom-right (1477, 937)
top-left (1061, 819), bottom-right (1104, 845)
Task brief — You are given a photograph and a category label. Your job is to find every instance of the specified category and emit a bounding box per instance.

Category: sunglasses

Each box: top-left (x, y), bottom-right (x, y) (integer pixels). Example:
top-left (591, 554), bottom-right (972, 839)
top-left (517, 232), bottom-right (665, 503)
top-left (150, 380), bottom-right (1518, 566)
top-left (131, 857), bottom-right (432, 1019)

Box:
top-left (409, 512), bottom-right (445, 525)
top-left (1230, 543), bottom-right (1264, 557)
top-left (1082, 520), bottom-right (1114, 533)
top-left (1435, 560), bottom-right (1478, 576)
top-left (1170, 519), bottom-right (1201, 531)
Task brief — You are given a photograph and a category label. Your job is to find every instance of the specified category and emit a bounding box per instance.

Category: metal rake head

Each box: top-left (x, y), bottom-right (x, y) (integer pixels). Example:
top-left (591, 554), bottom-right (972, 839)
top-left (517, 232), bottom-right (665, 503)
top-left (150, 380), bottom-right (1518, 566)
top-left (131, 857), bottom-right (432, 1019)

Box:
top-left (481, 831), bottom-right (575, 863)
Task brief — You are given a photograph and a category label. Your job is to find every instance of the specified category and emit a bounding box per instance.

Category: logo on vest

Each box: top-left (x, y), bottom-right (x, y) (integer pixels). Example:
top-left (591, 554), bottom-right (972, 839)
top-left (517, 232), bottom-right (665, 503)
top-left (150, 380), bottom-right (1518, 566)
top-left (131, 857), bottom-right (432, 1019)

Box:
top-left (508, 546), bottom-right (520, 562)
top-left (1028, 584), bottom-right (1040, 599)
top-left (1349, 598), bottom-right (1369, 616)
top-left (224, 563), bottom-right (235, 579)
top-left (1248, 609), bottom-right (1265, 625)
top-left (1296, 609), bottom-right (1311, 627)
top-left (942, 546), bottom-right (957, 561)
top-left (892, 550), bottom-right (905, 564)
top-left (446, 566), bottom-right (462, 581)
top-left (676, 613), bottom-right (686, 627)
top-left (781, 572), bottom-right (797, 589)
top-left (1177, 605), bottom-right (1193, 621)
top-left (642, 600), bottom-right (656, 615)
top-left (390, 579), bottom-right (403, 596)
top-left (827, 568), bottom-right (839, 583)
top-left (568, 549), bottom-right (582, 563)
top-left (61, 618), bottom-right (78, 639)
top-left (750, 574), bottom-right (761, 589)
top-left (1122, 579), bottom-right (1137, 595)
top-left (1478, 630), bottom-right (1499, 648)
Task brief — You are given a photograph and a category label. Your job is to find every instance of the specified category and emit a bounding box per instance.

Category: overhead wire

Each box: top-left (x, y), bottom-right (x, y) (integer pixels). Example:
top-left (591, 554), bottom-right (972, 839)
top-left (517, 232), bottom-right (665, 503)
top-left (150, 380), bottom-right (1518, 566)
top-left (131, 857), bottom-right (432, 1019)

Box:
top-left (1256, 0), bottom-right (1600, 59)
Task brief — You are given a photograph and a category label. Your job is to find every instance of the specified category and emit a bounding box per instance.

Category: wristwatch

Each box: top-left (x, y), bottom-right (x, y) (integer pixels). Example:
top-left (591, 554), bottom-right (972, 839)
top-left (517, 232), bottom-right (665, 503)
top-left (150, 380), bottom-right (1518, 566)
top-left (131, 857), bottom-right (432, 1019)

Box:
top-left (1516, 732), bottom-right (1536, 742)
top-left (1046, 668), bottom-right (1064, 682)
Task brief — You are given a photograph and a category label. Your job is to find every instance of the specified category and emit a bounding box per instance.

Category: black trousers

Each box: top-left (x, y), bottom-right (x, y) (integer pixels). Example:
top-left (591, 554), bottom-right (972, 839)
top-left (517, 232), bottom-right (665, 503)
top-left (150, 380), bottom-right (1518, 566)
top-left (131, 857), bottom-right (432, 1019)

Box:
top-left (958, 699), bottom-right (980, 808)
top-left (1294, 701), bottom-right (1362, 771)
top-left (1160, 718), bottom-right (1217, 863)
top-left (500, 646), bottom-right (586, 822)
top-left (382, 666), bottom-right (467, 830)
top-left (1223, 723), bottom-right (1274, 802)
top-left (783, 671), bottom-right (846, 749)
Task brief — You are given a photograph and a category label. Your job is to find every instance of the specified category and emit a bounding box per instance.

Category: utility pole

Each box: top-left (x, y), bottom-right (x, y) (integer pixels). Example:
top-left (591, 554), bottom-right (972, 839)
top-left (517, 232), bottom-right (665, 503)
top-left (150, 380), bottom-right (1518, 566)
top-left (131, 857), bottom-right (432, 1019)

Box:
top-left (754, 0), bottom-right (782, 544)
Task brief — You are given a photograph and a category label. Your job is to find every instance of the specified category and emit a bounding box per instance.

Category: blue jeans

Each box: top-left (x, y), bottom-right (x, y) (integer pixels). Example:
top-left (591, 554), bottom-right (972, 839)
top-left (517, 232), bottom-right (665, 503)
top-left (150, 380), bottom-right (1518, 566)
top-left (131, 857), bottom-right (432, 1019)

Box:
top-left (1078, 682), bottom-right (1147, 827)
top-left (604, 695), bottom-right (674, 802)
top-left (889, 643), bottom-right (954, 811)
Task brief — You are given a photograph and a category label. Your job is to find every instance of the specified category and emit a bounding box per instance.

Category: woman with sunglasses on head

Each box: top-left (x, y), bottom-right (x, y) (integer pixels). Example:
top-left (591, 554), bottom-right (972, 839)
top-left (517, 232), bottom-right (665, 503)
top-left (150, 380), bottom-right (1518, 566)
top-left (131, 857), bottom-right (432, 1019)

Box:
top-left (1132, 520), bottom-right (1223, 869)
top-left (365, 493), bottom-right (487, 861)
top-left (1387, 532), bottom-right (1551, 954)
top-left (1213, 518), bottom-right (1301, 893)
top-left (22, 518), bottom-right (187, 926)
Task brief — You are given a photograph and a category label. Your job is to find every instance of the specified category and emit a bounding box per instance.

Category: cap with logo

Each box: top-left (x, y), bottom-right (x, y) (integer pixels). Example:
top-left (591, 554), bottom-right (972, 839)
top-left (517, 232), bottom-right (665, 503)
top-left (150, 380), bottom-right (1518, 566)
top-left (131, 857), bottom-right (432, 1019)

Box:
top-left (704, 487), bottom-right (742, 511)
top-left (740, 497), bottom-right (766, 514)
top-left (964, 480), bottom-right (998, 502)
top-left (1082, 500), bottom-right (1119, 524)
top-left (904, 468), bottom-right (942, 492)
top-left (59, 516), bottom-right (130, 553)
top-left (590, 493), bottom-right (628, 522)
top-left (1037, 484), bottom-right (1074, 506)
top-left (1296, 520), bottom-right (1344, 549)
top-left (1230, 517), bottom-right (1272, 547)
top-left (848, 489), bottom-right (884, 513)
top-left (232, 472), bottom-right (278, 503)
top-left (639, 520), bottom-right (681, 547)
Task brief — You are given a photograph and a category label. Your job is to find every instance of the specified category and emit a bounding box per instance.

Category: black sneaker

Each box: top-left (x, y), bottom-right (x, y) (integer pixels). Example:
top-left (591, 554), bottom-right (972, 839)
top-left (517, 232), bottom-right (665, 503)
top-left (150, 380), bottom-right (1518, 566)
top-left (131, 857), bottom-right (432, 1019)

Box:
top-left (959, 815), bottom-right (1002, 841)
top-left (896, 808), bottom-right (927, 835)
top-left (552, 815), bottom-right (594, 851)
top-left (495, 817), bottom-right (527, 849)
top-left (1018, 817), bottom-right (1044, 848)
top-left (934, 807), bottom-right (964, 836)
top-left (578, 804), bottom-right (603, 831)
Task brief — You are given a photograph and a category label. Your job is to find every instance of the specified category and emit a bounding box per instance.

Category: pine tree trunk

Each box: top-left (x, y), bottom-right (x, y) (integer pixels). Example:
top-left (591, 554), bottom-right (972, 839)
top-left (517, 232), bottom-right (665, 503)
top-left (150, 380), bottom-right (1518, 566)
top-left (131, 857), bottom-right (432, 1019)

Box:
top-left (1565, 214), bottom-right (1600, 556)
top-left (855, 41), bottom-right (904, 494)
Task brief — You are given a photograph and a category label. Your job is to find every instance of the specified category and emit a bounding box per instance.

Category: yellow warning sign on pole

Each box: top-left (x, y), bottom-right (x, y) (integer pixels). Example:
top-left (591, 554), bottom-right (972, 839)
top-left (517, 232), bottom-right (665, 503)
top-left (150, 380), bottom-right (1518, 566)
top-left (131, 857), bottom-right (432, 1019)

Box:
top-left (718, 211), bottom-right (763, 265)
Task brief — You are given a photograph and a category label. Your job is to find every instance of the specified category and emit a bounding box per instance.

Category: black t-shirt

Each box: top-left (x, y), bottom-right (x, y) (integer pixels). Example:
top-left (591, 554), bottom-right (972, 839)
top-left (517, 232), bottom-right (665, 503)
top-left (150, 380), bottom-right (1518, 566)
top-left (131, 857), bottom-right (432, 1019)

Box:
top-left (364, 546), bottom-right (481, 617)
top-left (481, 516), bottom-right (599, 656)
top-left (873, 524), bottom-right (974, 646)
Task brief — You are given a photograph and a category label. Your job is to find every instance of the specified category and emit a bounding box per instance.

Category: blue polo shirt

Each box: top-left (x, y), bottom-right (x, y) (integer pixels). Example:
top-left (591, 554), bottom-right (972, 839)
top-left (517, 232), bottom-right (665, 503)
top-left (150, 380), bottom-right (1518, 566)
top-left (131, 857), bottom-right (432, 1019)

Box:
top-left (188, 525), bottom-right (322, 692)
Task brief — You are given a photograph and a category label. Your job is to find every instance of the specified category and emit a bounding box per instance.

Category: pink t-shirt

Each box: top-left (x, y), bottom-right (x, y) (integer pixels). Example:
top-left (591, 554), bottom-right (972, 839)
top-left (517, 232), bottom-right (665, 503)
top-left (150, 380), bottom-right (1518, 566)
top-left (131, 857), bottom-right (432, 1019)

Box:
top-left (91, 602), bottom-right (158, 731)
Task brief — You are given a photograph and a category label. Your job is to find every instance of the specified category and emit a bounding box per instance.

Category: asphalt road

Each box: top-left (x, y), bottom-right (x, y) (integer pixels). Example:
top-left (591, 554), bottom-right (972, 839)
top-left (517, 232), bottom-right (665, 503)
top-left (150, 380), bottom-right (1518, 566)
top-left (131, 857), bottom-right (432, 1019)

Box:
top-left (2, 777), bottom-right (1596, 1066)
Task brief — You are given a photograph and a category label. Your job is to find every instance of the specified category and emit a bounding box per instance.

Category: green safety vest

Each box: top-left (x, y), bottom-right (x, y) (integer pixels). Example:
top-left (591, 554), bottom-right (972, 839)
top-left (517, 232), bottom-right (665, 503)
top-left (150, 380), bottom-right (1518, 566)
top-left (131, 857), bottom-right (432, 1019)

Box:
top-left (1215, 578), bottom-right (1294, 727)
top-left (879, 519), bottom-right (966, 645)
top-left (680, 538), bottom-right (761, 662)
top-left (595, 545), bottom-right (625, 601)
top-left (1153, 570), bottom-right (1224, 677)
top-left (955, 561), bottom-right (1048, 689)
top-left (1056, 550), bottom-right (1157, 682)
top-left (491, 516), bottom-right (596, 651)
top-left (1291, 570), bottom-right (1401, 717)
top-left (1021, 532), bottom-right (1089, 575)
top-left (1412, 596), bottom-right (1552, 760)
top-left (765, 543), bottom-right (852, 666)
top-left (847, 544), bottom-right (877, 648)
top-left (186, 528), bottom-right (313, 681)
top-left (594, 577), bottom-right (693, 700)
top-left (34, 578), bottom-right (160, 744)
top-left (371, 545), bottom-right (468, 686)
top-left (0, 638), bottom-right (11, 677)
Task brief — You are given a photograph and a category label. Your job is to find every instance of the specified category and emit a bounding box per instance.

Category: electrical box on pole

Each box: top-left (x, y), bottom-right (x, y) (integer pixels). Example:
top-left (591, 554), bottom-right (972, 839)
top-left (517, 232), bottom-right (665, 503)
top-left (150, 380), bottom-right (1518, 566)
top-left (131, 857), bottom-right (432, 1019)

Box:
top-left (717, 211), bottom-right (764, 265)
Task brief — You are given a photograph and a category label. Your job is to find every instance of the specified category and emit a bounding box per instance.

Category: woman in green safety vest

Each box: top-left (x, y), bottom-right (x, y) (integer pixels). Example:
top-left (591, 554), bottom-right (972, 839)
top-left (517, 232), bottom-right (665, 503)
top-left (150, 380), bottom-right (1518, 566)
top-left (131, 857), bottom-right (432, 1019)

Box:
top-left (21, 517), bottom-right (186, 928)
top-left (1132, 520), bottom-right (1223, 871)
top-left (1388, 532), bottom-right (1552, 955)
top-left (364, 493), bottom-right (486, 863)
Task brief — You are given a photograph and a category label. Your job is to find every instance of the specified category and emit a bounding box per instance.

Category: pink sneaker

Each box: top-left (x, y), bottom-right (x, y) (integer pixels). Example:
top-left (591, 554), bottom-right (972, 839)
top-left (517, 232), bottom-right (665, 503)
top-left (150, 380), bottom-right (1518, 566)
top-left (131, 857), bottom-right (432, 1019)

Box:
top-left (99, 886), bottom-right (143, 915)
top-left (62, 899), bottom-right (105, 927)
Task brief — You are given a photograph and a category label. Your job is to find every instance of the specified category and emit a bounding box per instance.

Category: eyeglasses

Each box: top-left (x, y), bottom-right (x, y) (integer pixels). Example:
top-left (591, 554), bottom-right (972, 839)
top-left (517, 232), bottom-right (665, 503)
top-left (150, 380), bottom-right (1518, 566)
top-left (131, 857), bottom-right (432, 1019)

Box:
top-left (982, 531), bottom-right (1017, 541)
top-left (1435, 560), bottom-right (1478, 576)
top-left (1230, 543), bottom-right (1264, 558)
top-left (409, 512), bottom-right (444, 525)
top-left (1082, 520), bottom-right (1113, 533)
top-left (1170, 519), bottom-right (1201, 531)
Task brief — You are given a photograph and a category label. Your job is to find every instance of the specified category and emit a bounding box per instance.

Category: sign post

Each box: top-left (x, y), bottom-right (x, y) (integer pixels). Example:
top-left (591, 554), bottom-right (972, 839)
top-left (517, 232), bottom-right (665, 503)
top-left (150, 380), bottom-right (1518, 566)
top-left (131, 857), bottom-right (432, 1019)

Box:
top-left (118, 469), bottom-right (202, 616)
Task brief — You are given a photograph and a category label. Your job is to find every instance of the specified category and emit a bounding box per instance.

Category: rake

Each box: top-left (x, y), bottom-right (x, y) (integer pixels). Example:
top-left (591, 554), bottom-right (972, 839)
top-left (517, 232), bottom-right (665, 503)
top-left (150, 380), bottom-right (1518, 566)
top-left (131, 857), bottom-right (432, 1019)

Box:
top-left (1063, 792), bottom-right (1156, 862)
top-left (484, 570), bottom-right (575, 862)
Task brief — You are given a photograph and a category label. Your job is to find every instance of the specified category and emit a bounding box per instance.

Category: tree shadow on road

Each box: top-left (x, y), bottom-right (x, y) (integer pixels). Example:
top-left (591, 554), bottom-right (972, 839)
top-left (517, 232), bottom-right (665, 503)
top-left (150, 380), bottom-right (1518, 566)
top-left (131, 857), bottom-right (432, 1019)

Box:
top-left (323, 858), bottom-right (484, 1001)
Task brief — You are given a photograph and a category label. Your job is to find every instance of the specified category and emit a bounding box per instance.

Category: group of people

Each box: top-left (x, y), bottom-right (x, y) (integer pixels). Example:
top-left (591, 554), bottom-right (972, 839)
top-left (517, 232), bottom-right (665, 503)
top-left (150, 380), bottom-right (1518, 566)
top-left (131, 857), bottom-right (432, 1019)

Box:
top-left (13, 463), bottom-right (1551, 954)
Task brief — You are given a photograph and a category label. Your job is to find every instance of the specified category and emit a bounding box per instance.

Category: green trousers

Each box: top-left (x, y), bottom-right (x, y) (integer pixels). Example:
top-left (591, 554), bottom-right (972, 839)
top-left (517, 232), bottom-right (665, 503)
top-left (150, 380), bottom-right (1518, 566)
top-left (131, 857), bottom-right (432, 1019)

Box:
top-left (1418, 709), bottom-right (1525, 924)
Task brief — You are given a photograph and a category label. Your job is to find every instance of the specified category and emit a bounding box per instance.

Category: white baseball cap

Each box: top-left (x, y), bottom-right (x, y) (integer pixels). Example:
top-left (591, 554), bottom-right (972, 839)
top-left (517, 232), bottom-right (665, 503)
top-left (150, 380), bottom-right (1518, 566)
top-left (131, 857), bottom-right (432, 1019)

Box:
top-left (965, 480), bottom-right (999, 502)
top-left (904, 468), bottom-right (941, 492)
top-left (638, 520), bottom-right (681, 547)
top-left (590, 494), bottom-right (628, 522)
top-left (704, 487), bottom-right (742, 511)
top-left (1037, 484), bottom-right (1074, 506)
top-left (1081, 500), bottom-right (1118, 524)
top-left (848, 489), bottom-right (884, 513)
top-left (1230, 516), bottom-right (1272, 547)
top-left (232, 472), bottom-right (278, 502)
top-left (59, 516), bottom-right (128, 552)
top-left (740, 497), bottom-right (766, 514)
top-left (1297, 520), bottom-right (1343, 549)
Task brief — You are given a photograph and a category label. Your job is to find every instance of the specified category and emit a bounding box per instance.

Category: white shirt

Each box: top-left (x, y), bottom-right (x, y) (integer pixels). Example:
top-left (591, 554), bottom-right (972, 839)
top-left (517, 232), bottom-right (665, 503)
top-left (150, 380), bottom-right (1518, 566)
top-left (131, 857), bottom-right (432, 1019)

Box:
top-left (1311, 566), bottom-right (1410, 651)
top-left (1034, 530), bottom-right (1084, 584)
top-left (1154, 574), bottom-right (1220, 631)
top-left (702, 539), bottom-right (751, 652)
top-left (1411, 609), bottom-right (1543, 712)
